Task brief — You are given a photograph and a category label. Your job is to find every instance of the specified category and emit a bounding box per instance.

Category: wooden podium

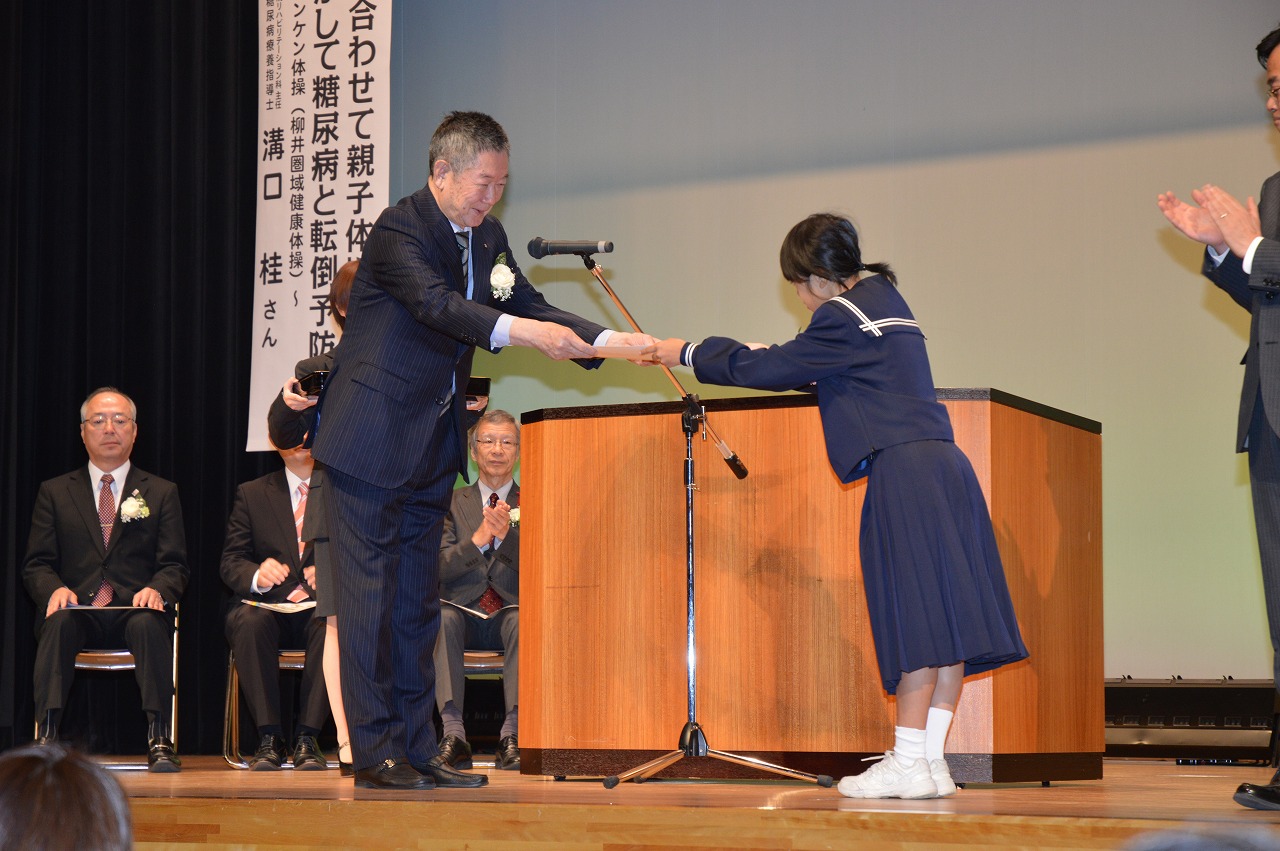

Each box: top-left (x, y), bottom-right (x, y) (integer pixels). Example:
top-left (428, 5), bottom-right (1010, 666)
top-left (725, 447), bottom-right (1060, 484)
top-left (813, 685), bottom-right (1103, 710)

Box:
top-left (519, 389), bottom-right (1102, 783)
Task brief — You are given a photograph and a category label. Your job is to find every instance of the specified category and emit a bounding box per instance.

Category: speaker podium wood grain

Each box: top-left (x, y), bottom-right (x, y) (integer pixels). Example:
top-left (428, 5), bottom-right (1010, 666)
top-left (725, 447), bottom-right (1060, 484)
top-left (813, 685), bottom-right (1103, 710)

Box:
top-left (520, 390), bottom-right (1103, 782)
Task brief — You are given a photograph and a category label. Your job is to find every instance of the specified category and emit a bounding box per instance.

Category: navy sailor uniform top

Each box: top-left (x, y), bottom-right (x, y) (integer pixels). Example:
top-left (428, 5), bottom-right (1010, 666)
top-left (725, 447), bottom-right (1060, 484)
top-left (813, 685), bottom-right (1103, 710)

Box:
top-left (688, 274), bottom-right (954, 483)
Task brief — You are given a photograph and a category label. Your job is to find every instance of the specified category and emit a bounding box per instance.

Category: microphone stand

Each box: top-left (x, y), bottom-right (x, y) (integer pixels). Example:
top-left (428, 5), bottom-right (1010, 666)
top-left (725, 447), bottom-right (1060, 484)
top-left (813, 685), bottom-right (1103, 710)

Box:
top-left (575, 253), bottom-right (833, 789)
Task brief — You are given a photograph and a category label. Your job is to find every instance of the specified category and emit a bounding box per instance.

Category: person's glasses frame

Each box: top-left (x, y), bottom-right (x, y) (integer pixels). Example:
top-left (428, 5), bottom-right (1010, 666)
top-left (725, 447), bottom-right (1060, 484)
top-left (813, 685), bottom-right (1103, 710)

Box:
top-left (474, 436), bottom-right (519, 450)
top-left (82, 414), bottom-right (134, 429)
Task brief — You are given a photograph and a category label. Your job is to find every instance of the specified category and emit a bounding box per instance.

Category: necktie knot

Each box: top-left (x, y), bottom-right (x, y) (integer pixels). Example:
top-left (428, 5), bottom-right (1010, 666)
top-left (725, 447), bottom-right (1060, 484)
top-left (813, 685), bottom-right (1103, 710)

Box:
top-left (101, 473), bottom-right (114, 485)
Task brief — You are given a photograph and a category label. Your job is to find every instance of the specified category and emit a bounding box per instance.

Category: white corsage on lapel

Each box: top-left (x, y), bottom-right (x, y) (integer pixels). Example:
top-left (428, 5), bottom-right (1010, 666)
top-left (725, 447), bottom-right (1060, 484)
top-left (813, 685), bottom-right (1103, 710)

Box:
top-left (120, 489), bottom-right (151, 523)
top-left (490, 252), bottom-right (515, 301)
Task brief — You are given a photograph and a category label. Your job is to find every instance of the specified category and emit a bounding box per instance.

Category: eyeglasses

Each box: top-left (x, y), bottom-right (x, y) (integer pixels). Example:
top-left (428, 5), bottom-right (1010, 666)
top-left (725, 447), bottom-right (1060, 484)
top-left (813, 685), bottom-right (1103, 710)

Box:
top-left (82, 413), bottom-right (134, 429)
top-left (1267, 85), bottom-right (1280, 103)
top-left (474, 437), bottom-right (518, 450)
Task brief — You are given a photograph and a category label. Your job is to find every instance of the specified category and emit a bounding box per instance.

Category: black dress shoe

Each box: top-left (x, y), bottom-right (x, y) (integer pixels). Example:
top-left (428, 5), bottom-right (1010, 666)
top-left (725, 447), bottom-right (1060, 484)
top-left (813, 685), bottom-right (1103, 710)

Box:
top-left (354, 758), bottom-right (435, 790)
top-left (495, 734), bottom-right (520, 771)
top-left (292, 734), bottom-right (328, 770)
top-left (1235, 781), bottom-right (1280, 811)
top-left (414, 755), bottom-right (489, 788)
top-left (249, 734), bottom-right (287, 771)
top-left (147, 737), bottom-right (182, 773)
top-left (338, 742), bottom-right (353, 777)
top-left (437, 734), bottom-right (473, 770)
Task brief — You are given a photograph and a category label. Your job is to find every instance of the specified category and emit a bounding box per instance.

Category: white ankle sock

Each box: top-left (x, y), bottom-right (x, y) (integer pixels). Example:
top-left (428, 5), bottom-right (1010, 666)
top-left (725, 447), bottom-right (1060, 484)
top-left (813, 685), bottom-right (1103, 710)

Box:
top-left (893, 726), bottom-right (926, 766)
top-left (925, 707), bottom-right (954, 763)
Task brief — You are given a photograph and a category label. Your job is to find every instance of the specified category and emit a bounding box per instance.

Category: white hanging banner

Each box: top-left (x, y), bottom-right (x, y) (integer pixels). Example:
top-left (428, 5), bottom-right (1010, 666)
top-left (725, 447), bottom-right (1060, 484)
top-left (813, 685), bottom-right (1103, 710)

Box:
top-left (247, 0), bottom-right (392, 451)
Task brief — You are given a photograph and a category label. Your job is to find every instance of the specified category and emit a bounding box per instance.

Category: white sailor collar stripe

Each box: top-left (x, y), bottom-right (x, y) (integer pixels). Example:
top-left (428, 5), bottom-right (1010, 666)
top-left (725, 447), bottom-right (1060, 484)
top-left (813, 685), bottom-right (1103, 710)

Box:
top-left (829, 296), bottom-right (920, 337)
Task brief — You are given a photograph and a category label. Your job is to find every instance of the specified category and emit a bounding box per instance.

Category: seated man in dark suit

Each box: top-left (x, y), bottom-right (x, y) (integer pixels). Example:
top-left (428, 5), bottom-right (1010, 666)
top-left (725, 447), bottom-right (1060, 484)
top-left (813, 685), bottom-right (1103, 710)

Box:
top-left (22, 387), bottom-right (188, 772)
top-left (435, 409), bottom-right (521, 771)
top-left (220, 442), bottom-right (330, 769)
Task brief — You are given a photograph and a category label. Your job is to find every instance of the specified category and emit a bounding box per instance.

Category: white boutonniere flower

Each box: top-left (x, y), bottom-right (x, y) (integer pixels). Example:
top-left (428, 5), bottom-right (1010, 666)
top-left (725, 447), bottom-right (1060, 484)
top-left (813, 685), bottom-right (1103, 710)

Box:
top-left (120, 490), bottom-right (151, 523)
top-left (508, 507), bottom-right (520, 528)
top-left (490, 252), bottom-right (515, 301)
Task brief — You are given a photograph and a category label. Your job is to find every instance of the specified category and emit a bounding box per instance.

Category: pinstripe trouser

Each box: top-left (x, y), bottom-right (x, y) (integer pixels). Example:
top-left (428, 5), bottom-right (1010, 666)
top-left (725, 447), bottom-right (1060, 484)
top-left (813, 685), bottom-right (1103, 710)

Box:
top-left (326, 426), bottom-right (461, 772)
top-left (1247, 400), bottom-right (1280, 693)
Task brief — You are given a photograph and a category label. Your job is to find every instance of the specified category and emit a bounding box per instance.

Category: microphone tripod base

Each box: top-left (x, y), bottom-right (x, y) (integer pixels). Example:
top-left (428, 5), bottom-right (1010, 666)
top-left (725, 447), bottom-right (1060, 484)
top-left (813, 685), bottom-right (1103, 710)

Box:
top-left (602, 722), bottom-right (835, 788)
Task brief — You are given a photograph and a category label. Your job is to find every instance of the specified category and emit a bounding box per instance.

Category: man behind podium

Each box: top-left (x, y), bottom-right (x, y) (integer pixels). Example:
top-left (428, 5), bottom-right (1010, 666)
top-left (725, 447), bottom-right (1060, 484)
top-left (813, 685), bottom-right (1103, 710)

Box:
top-left (22, 387), bottom-right (188, 772)
top-left (435, 409), bottom-right (522, 772)
top-left (220, 442), bottom-right (330, 770)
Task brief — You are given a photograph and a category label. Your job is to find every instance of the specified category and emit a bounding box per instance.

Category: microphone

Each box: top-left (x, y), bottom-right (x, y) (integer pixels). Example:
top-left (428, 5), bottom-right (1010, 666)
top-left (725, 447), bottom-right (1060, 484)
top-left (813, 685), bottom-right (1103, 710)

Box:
top-left (527, 237), bottom-right (614, 259)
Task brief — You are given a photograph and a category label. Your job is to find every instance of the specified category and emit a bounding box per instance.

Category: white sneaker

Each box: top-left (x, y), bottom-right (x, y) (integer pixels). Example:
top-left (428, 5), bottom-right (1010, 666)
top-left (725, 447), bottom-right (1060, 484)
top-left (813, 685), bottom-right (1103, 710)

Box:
top-left (837, 751), bottom-right (938, 799)
top-left (930, 759), bottom-right (957, 797)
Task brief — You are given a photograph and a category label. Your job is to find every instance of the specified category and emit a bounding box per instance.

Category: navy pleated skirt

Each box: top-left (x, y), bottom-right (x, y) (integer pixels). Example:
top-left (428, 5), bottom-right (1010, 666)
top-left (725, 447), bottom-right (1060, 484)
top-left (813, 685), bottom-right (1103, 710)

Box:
top-left (859, 439), bottom-right (1028, 694)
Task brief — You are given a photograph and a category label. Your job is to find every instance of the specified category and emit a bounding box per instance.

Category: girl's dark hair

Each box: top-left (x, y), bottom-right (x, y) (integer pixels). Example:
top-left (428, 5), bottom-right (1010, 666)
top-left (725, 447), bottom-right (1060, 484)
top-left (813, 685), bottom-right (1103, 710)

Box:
top-left (779, 213), bottom-right (895, 287)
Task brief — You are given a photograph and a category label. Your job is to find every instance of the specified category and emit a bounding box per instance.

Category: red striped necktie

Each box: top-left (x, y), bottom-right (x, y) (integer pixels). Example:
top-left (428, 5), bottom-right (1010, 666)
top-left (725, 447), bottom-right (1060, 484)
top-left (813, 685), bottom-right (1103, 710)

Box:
top-left (92, 474), bottom-right (115, 606)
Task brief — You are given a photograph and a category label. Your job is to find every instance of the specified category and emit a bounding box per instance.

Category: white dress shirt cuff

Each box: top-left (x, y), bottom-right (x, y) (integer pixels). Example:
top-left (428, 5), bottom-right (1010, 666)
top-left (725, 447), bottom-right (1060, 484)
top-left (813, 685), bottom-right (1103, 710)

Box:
top-left (491, 313), bottom-right (514, 349)
top-left (1243, 236), bottom-right (1265, 274)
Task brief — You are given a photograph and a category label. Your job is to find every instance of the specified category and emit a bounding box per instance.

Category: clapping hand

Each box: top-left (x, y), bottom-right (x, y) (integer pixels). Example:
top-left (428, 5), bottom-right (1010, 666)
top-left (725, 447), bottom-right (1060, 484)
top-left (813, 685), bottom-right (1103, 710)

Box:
top-left (1195, 184), bottom-right (1263, 257)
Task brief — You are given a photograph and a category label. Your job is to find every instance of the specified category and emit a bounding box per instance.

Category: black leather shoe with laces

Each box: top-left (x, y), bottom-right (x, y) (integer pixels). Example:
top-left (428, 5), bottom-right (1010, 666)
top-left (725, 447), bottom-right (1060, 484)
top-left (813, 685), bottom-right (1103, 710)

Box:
top-left (495, 734), bottom-right (520, 771)
top-left (292, 734), bottom-right (328, 770)
top-left (249, 734), bottom-right (286, 771)
top-left (437, 734), bottom-right (473, 770)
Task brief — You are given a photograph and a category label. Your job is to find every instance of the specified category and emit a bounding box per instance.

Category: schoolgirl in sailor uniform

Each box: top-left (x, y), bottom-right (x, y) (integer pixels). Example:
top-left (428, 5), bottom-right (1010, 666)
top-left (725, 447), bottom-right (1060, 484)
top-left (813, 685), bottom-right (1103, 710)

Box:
top-left (651, 213), bottom-right (1027, 800)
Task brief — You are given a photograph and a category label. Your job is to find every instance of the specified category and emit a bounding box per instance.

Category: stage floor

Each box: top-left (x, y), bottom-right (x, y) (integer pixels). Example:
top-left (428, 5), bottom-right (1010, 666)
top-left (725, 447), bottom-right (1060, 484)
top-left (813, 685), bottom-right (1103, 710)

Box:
top-left (120, 757), bottom-right (1280, 849)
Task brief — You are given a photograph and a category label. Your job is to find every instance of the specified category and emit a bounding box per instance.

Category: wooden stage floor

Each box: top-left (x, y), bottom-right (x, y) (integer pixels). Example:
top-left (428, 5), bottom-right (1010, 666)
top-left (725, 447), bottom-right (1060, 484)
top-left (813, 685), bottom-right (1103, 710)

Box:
top-left (118, 757), bottom-right (1280, 849)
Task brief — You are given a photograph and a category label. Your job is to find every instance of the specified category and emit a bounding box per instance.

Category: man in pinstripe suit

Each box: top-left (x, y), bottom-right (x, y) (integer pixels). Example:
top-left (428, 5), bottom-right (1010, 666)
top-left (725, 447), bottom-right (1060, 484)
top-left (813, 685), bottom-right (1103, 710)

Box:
top-left (1158, 22), bottom-right (1280, 811)
top-left (311, 112), bottom-right (653, 790)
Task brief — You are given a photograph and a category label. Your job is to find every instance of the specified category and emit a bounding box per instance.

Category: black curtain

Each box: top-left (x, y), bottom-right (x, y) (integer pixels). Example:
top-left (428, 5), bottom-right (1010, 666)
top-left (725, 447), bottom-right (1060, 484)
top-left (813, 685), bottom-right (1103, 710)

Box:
top-left (1, 0), bottom-right (274, 754)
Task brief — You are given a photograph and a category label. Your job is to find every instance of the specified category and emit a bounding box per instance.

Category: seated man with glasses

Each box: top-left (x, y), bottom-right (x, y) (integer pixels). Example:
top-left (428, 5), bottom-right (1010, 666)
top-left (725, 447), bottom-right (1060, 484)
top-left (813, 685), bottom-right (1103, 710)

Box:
top-left (22, 387), bottom-right (188, 771)
top-left (434, 409), bottom-right (522, 771)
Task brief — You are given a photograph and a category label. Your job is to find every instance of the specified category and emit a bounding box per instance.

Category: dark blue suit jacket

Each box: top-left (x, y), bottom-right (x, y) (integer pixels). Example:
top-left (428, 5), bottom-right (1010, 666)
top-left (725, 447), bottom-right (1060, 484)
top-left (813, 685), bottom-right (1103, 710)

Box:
top-left (311, 185), bottom-right (606, 487)
top-left (1202, 170), bottom-right (1280, 451)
